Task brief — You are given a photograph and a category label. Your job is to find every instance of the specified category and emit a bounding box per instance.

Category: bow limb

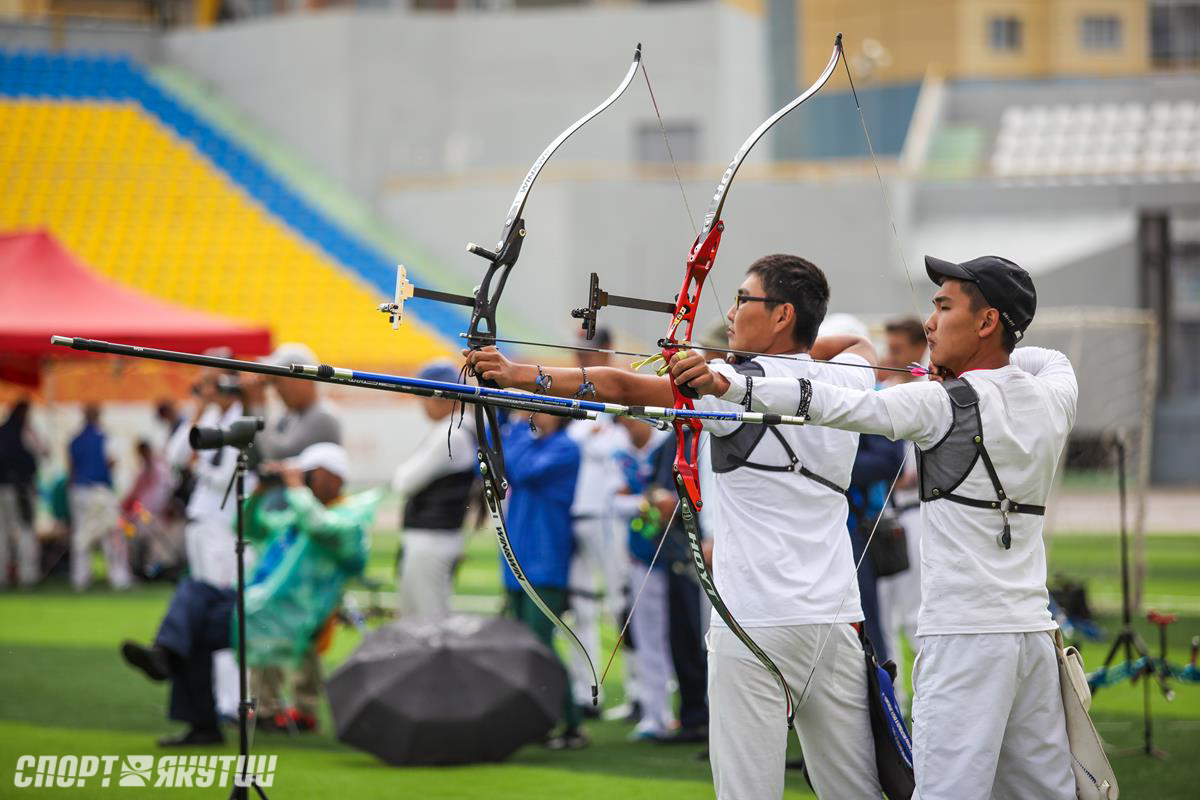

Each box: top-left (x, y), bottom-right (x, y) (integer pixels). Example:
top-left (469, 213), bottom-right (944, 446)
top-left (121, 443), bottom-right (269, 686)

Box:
top-left (792, 40), bottom-right (936, 712)
top-left (464, 46), bottom-right (644, 708)
top-left (655, 35), bottom-right (847, 730)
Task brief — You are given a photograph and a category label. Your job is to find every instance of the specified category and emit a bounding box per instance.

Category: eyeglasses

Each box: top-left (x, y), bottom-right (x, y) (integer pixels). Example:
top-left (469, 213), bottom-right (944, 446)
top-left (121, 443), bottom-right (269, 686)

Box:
top-left (733, 293), bottom-right (784, 310)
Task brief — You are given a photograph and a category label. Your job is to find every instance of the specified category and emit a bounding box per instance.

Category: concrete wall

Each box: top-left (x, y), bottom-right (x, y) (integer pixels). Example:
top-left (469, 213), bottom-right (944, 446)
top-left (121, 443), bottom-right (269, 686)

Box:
top-left (164, 5), bottom-right (769, 204)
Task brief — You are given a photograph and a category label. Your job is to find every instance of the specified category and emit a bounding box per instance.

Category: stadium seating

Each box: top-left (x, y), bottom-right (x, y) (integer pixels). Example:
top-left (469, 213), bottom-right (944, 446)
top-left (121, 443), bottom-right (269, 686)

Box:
top-left (991, 98), bottom-right (1200, 180)
top-left (0, 49), bottom-right (457, 366)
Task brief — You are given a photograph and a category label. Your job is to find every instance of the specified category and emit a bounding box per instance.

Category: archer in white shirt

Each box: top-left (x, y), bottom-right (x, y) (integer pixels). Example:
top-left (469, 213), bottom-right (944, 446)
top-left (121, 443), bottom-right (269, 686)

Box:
top-left (671, 254), bottom-right (1078, 800)
top-left (467, 254), bottom-right (884, 800)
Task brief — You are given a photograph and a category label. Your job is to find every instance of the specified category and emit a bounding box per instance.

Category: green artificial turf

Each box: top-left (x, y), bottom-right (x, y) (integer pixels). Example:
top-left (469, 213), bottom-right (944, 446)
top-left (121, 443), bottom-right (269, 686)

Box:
top-left (1, 533), bottom-right (1197, 798)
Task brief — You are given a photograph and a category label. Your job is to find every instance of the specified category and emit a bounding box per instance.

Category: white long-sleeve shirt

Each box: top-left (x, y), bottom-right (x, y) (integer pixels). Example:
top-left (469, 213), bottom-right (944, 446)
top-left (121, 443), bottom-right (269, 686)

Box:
top-left (692, 353), bottom-right (872, 628)
top-left (392, 416), bottom-right (477, 498)
top-left (181, 402), bottom-right (257, 526)
top-left (719, 347), bottom-right (1078, 636)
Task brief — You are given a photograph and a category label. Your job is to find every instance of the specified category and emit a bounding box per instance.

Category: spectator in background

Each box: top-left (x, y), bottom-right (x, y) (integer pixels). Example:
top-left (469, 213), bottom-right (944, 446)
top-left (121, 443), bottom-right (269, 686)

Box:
top-left (611, 416), bottom-right (672, 741)
top-left (877, 316), bottom-right (930, 704)
top-left (122, 439), bottom-right (180, 581)
top-left (244, 343), bottom-right (342, 463)
top-left (155, 399), bottom-right (185, 439)
top-left (0, 400), bottom-right (43, 588)
top-left (242, 343), bottom-right (343, 734)
top-left (499, 410), bottom-right (585, 749)
top-left (165, 367), bottom-right (252, 587)
top-left (847, 432), bottom-right (906, 664)
top-left (650, 428), bottom-right (711, 744)
top-left (392, 361), bottom-right (477, 623)
top-left (565, 328), bottom-right (632, 714)
top-left (154, 398), bottom-right (194, 531)
top-left (121, 443), bottom-right (377, 747)
top-left (164, 365), bottom-right (253, 722)
top-left (69, 404), bottom-right (131, 590)
top-left (122, 440), bottom-right (172, 520)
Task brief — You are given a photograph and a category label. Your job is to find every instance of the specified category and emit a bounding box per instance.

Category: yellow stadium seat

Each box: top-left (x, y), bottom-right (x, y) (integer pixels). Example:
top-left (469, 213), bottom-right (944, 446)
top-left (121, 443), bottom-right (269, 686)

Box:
top-left (0, 98), bottom-right (449, 367)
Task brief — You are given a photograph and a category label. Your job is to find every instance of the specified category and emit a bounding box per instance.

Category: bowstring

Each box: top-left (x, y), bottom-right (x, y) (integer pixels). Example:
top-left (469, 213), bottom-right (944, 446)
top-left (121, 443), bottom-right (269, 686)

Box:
top-left (793, 41), bottom-right (934, 711)
top-left (640, 56), bottom-right (730, 335)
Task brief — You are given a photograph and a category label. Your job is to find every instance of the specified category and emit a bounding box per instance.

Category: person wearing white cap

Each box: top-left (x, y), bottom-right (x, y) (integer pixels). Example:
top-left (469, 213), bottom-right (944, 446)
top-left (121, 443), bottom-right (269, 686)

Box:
top-left (241, 344), bottom-right (343, 731)
top-left (121, 442), bottom-right (380, 746)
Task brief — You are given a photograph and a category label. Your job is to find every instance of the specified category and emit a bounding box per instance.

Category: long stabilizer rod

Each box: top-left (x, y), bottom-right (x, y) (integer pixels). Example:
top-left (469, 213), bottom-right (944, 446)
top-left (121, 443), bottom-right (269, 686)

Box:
top-left (50, 336), bottom-right (807, 427)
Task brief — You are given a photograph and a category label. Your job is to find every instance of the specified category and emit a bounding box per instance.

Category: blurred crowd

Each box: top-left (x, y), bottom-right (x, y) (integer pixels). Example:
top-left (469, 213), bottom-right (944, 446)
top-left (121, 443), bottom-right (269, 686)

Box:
top-left (0, 315), bottom-right (929, 751)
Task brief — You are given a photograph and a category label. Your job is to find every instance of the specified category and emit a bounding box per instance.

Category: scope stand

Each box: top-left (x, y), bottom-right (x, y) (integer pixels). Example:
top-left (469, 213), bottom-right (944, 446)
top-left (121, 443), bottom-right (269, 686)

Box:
top-left (1097, 437), bottom-right (1171, 759)
top-left (221, 450), bottom-right (271, 798)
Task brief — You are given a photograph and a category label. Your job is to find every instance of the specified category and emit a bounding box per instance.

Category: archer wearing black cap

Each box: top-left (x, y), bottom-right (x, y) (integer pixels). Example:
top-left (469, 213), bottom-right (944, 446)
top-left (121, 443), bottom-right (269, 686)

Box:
top-left (669, 255), bottom-right (1106, 800)
top-left (922, 254), bottom-right (1037, 376)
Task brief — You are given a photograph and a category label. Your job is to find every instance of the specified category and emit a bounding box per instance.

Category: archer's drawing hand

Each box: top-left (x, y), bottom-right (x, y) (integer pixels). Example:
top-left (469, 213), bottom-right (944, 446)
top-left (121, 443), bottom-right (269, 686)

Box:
top-left (927, 363), bottom-right (953, 383)
top-left (668, 350), bottom-right (729, 397)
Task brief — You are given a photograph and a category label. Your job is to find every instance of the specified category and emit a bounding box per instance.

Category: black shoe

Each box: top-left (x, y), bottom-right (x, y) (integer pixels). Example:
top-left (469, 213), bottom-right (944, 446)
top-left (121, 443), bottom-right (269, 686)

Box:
top-left (544, 726), bottom-right (590, 750)
top-left (157, 727), bottom-right (224, 747)
top-left (657, 724), bottom-right (708, 744)
top-left (578, 703), bottom-right (602, 720)
top-left (121, 641), bottom-right (171, 682)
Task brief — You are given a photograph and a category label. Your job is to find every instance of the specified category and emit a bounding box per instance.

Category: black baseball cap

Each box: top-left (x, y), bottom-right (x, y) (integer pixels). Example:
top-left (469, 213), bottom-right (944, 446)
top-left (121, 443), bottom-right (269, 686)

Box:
top-left (925, 255), bottom-right (1037, 342)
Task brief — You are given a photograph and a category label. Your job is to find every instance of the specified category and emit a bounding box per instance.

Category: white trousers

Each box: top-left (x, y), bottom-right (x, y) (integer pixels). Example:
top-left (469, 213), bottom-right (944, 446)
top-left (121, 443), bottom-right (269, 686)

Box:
top-left (214, 648), bottom-right (239, 718)
top-left (628, 562), bottom-right (673, 735)
top-left (184, 517), bottom-right (238, 588)
top-left (709, 623), bottom-right (881, 800)
top-left (567, 515), bottom-right (627, 705)
top-left (0, 485), bottom-right (39, 587)
top-left (877, 506), bottom-right (922, 705)
top-left (397, 529), bottom-right (465, 623)
top-left (912, 632), bottom-right (1074, 800)
top-left (69, 485), bottom-right (130, 590)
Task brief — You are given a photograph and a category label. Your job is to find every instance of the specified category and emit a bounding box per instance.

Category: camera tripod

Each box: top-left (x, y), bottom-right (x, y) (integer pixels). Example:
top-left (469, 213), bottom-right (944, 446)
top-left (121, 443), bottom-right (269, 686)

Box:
top-left (210, 422), bottom-right (271, 799)
top-left (1096, 435), bottom-right (1172, 758)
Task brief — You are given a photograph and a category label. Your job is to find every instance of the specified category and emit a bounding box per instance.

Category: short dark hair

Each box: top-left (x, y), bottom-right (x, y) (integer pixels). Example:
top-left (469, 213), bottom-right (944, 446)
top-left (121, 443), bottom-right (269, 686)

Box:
top-left (884, 317), bottom-right (926, 346)
top-left (960, 280), bottom-right (1017, 353)
top-left (746, 254), bottom-right (829, 348)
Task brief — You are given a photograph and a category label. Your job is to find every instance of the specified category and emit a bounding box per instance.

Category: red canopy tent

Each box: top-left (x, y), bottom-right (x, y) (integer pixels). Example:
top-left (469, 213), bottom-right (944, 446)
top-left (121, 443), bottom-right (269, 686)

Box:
top-left (0, 229), bottom-right (271, 387)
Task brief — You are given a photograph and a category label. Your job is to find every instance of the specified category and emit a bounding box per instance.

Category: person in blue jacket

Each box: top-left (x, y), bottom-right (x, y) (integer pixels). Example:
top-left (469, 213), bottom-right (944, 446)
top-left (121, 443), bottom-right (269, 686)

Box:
top-left (499, 411), bottom-right (584, 749)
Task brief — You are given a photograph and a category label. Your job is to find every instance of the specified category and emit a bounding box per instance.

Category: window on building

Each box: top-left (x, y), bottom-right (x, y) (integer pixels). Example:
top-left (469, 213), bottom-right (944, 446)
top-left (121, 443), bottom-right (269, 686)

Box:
top-left (988, 16), bottom-right (1023, 52)
top-left (635, 121), bottom-right (699, 165)
top-left (1151, 1), bottom-right (1200, 67)
top-left (1080, 15), bottom-right (1123, 51)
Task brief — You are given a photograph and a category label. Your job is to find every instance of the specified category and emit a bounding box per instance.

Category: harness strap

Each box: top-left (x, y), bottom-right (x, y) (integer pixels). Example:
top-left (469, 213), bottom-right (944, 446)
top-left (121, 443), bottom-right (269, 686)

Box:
top-left (725, 426), bottom-right (847, 495)
top-left (923, 378), bottom-right (1046, 550)
top-left (933, 492), bottom-right (1045, 516)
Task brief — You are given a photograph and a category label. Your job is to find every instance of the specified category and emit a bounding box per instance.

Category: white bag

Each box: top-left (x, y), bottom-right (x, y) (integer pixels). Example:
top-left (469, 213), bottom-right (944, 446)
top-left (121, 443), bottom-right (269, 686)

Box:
top-left (1054, 630), bottom-right (1119, 799)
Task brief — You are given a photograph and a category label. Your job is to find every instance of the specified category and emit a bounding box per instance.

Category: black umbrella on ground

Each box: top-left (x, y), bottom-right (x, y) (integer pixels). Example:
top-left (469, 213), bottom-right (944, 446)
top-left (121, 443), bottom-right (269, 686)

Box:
top-left (326, 614), bottom-right (566, 766)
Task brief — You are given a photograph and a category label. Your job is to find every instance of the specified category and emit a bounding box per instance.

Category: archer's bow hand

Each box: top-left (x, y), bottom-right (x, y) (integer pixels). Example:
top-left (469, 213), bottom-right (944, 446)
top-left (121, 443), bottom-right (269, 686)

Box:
top-left (668, 350), bottom-right (729, 397)
top-left (464, 346), bottom-right (523, 389)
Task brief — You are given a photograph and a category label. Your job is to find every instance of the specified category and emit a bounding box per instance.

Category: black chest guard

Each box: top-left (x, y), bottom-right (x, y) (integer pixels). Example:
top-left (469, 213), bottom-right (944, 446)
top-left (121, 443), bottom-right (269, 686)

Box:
top-left (916, 378), bottom-right (1045, 549)
top-left (709, 360), bottom-right (846, 495)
